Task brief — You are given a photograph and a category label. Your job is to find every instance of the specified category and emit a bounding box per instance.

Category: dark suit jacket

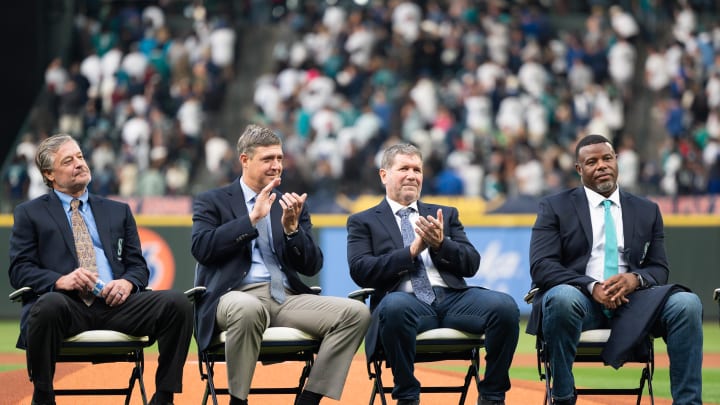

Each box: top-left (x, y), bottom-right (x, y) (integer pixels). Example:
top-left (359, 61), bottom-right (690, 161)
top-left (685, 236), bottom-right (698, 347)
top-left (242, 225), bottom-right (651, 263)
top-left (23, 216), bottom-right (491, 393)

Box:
top-left (527, 187), bottom-right (680, 367)
top-left (347, 198), bottom-right (481, 359)
top-left (191, 179), bottom-right (323, 352)
top-left (9, 192), bottom-right (149, 348)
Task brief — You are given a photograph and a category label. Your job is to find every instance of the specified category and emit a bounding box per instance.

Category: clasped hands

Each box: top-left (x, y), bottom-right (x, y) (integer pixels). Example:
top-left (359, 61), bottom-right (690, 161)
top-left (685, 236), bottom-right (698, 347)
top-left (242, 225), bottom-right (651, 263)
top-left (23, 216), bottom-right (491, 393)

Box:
top-left (592, 273), bottom-right (640, 310)
top-left (55, 267), bottom-right (132, 306)
top-left (408, 208), bottom-right (444, 258)
top-left (250, 177), bottom-right (307, 235)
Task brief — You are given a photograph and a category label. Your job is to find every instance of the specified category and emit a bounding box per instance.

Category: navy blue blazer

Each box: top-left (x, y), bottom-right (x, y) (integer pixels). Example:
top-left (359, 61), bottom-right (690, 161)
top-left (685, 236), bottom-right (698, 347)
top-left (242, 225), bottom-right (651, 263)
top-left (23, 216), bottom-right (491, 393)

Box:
top-left (191, 179), bottom-right (323, 352)
top-left (527, 187), bottom-right (683, 367)
top-left (347, 198), bottom-right (481, 360)
top-left (9, 192), bottom-right (149, 348)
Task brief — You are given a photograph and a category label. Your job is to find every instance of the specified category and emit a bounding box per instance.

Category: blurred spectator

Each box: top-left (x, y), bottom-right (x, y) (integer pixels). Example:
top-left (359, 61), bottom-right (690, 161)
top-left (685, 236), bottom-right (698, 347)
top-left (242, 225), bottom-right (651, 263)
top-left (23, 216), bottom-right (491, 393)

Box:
top-left (3, 154), bottom-right (29, 210)
top-left (8, 0), bottom-right (720, 216)
top-left (617, 136), bottom-right (640, 193)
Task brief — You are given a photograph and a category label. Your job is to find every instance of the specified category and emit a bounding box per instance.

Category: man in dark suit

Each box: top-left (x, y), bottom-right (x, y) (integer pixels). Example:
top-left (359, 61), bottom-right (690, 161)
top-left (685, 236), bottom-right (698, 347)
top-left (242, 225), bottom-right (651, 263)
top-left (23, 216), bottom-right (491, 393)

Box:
top-left (8, 134), bottom-right (193, 405)
top-left (191, 124), bottom-right (370, 405)
top-left (347, 143), bottom-right (519, 405)
top-left (527, 134), bottom-right (703, 405)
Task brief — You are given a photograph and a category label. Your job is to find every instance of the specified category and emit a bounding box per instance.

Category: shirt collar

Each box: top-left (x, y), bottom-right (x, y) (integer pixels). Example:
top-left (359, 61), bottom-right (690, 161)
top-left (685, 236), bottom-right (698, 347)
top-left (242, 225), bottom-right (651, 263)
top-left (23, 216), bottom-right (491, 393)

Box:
top-left (54, 189), bottom-right (89, 212)
top-left (583, 185), bottom-right (621, 208)
top-left (386, 197), bottom-right (419, 215)
top-left (239, 177), bottom-right (257, 205)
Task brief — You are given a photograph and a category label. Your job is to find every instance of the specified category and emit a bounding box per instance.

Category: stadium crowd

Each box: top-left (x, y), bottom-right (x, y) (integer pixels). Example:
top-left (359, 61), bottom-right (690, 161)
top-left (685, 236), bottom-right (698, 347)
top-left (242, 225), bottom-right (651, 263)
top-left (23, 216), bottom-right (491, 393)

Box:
top-left (4, 0), bottom-right (720, 214)
top-left (3, 1), bottom-right (236, 212)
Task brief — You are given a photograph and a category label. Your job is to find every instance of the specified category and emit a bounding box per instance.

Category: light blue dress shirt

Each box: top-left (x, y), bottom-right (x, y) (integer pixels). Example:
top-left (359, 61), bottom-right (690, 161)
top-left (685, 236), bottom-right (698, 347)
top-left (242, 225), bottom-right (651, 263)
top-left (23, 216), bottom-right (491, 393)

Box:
top-left (55, 190), bottom-right (114, 284)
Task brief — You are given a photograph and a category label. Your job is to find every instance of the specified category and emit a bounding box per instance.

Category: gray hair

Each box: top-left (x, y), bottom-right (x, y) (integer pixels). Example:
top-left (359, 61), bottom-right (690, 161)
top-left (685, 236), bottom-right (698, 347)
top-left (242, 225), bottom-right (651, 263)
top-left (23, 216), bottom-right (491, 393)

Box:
top-left (380, 143), bottom-right (422, 170)
top-left (36, 134), bottom-right (76, 188)
top-left (236, 124), bottom-right (282, 157)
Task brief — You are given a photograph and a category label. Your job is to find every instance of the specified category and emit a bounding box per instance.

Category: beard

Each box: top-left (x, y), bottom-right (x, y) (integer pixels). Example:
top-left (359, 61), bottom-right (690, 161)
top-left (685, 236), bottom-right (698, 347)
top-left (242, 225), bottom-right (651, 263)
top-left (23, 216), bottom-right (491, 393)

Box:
top-left (596, 179), bottom-right (616, 194)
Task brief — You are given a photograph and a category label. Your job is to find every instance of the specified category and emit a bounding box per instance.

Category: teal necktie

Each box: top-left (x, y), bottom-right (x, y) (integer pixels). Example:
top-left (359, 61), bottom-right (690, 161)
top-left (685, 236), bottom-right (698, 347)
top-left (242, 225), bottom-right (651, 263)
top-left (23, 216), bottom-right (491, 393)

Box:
top-left (603, 199), bottom-right (618, 280)
top-left (602, 199), bottom-right (618, 317)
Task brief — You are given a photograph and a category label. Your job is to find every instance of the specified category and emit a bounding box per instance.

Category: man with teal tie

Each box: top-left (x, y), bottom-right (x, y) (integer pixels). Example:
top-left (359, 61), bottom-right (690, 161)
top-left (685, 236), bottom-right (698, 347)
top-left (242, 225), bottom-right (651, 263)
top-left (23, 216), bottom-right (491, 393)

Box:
top-left (526, 134), bottom-right (703, 405)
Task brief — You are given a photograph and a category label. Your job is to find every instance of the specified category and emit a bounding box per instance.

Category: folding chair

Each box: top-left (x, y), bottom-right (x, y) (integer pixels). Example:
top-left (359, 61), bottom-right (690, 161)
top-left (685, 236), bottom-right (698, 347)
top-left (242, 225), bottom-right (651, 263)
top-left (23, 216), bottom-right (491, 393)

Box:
top-left (9, 287), bottom-right (151, 405)
top-left (185, 286), bottom-right (321, 405)
top-left (524, 288), bottom-right (655, 405)
top-left (349, 288), bottom-right (485, 405)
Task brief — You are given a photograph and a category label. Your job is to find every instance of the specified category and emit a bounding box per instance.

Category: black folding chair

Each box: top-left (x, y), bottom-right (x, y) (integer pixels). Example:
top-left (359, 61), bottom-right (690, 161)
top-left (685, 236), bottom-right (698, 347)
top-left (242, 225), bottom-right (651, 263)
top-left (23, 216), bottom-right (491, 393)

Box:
top-left (185, 286), bottom-right (321, 405)
top-left (525, 288), bottom-right (654, 405)
top-left (349, 288), bottom-right (485, 405)
top-left (10, 287), bottom-right (151, 405)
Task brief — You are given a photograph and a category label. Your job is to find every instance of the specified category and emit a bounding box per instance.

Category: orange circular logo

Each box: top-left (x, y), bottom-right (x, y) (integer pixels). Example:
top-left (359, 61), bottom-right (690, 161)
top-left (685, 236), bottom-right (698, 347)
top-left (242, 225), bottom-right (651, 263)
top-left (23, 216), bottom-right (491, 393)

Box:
top-left (137, 227), bottom-right (175, 290)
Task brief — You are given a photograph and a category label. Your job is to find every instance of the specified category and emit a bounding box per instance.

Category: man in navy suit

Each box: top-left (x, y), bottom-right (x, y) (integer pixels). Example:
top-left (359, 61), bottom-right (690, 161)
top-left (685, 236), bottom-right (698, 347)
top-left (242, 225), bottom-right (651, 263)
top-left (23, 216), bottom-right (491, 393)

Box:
top-left (8, 134), bottom-right (193, 405)
top-left (191, 124), bottom-right (370, 405)
top-left (347, 143), bottom-right (519, 405)
top-left (527, 134), bottom-right (703, 405)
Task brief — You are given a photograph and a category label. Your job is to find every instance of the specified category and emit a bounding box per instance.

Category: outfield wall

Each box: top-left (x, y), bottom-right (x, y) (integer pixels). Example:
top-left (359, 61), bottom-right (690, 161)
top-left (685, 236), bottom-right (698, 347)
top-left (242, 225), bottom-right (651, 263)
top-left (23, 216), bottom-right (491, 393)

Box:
top-left (0, 214), bottom-right (718, 320)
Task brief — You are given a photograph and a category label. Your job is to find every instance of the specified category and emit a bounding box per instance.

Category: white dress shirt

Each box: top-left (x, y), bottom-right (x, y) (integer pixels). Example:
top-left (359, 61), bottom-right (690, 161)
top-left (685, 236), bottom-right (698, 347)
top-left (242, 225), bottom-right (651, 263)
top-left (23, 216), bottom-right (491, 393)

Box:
top-left (386, 198), bottom-right (448, 293)
top-left (584, 186), bottom-right (628, 293)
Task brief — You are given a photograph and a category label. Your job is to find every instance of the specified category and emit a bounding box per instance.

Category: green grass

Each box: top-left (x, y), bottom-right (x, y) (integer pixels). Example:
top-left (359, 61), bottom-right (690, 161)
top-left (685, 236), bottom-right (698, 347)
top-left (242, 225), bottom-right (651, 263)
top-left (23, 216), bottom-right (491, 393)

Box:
top-left (1, 320), bottom-right (718, 403)
top-left (428, 321), bottom-right (720, 404)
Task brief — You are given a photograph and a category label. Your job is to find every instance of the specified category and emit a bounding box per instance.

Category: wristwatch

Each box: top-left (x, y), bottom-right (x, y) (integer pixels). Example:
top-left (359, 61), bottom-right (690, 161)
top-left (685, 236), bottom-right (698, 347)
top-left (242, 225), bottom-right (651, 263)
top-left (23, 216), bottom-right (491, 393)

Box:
top-left (632, 272), bottom-right (648, 289)
top-left (284, 228), bottom-right (300, 239)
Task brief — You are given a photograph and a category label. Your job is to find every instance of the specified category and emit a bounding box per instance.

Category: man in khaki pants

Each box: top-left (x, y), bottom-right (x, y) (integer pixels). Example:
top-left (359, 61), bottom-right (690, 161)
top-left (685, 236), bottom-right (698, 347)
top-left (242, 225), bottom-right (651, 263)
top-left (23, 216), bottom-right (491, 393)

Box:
top-left (191, 124), bottom-right (371, 405)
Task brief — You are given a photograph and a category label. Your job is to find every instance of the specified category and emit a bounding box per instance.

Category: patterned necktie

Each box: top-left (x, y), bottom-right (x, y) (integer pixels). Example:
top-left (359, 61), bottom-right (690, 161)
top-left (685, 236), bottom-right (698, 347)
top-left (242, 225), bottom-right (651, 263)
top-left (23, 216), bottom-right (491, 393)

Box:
top-left (397, 207), bottom-right (435, 305)
top-left (602, 199), bottom-right (618, 317)
top-left (255, 214), bottom-right (286, 304)
top-left (71, 199), bottom-right (97, 306)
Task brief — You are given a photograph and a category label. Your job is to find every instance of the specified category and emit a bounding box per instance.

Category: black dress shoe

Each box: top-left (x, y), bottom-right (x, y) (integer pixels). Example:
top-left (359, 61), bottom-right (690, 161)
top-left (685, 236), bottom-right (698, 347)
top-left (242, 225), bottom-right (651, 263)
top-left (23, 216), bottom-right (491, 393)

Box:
top-left (478, 398), bottom-right (505, 405)
top-left (148, 393), bottom-right (173, 405)
top-left (552, 396), bottom-right (577, 405)
top-left (230, 395), bottom-right (248, 405)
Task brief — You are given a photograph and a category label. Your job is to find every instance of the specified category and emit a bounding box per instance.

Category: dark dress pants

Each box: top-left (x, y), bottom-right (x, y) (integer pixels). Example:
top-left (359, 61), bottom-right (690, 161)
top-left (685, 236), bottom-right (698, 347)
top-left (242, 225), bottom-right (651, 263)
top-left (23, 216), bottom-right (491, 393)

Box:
top-left (375, 287), bottom-right (519, 401)
top-left (25, 290), bottom-right (193, 402)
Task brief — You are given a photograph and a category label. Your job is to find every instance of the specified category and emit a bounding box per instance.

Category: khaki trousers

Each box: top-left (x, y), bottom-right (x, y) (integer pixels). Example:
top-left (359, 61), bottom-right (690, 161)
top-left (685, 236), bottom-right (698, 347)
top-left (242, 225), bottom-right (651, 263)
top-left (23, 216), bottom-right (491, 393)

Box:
top-left (216, 282), bottom-right (370, 400)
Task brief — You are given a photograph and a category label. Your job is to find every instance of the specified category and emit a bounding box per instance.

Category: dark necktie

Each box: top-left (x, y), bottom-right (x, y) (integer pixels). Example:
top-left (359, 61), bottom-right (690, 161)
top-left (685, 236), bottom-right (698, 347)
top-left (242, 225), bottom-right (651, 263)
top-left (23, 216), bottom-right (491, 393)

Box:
top-left (602, 199), bottom-right (618, 317)
top-left (71, 199), bottom-right (97, 306)
top-left (255, 213), bottom-right (286, 304)
top-left (397, 207), bottom-right (435, 305)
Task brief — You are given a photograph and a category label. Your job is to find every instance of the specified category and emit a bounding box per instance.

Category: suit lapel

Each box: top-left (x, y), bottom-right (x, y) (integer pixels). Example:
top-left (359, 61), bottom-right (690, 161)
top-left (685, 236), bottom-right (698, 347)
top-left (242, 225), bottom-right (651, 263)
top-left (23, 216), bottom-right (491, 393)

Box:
top-left (571, 187), bottom-right (593, 246)
top-left (229, 180), bottom-right (249, 220)
top-left (377, 200), bottom-right (404, 248)
top-left (88, 195), bottom-right (113, 261)
top-left (44, 193), bottom-right (77, 257)
top-left (619, 191), bottom-right (635, 248)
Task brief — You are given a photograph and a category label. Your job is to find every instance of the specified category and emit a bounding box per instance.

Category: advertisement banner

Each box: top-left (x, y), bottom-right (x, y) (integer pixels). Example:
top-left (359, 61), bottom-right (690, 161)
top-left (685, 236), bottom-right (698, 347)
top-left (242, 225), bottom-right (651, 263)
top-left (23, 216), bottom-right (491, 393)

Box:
top-left (319, 227), bottom-right (534, 314)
